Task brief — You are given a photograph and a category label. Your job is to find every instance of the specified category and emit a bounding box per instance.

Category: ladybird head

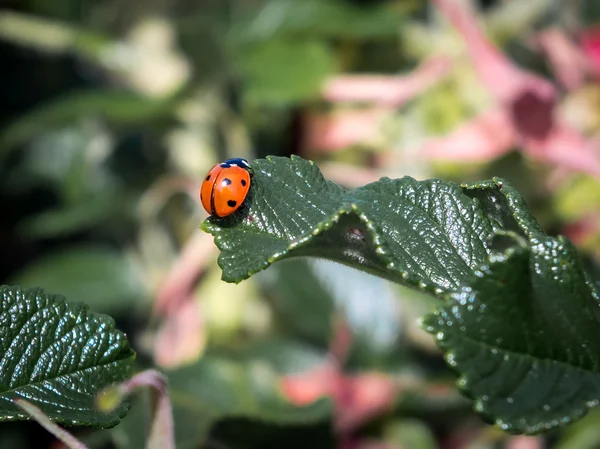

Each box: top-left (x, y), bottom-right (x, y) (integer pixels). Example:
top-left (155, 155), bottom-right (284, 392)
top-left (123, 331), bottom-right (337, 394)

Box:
top-left (222, 158), bottom-right (250, 170)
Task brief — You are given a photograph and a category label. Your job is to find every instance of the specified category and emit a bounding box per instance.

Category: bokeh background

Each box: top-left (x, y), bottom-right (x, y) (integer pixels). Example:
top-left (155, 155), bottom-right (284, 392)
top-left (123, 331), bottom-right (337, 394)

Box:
top-left (2, 0), bottom-right (600, 448)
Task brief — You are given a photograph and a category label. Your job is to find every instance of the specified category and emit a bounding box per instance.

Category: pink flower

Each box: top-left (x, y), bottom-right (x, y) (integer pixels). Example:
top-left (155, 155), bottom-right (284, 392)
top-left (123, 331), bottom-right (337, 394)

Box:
top-left (428, 0), bottom-right (600, 176)
top-left (581, 25), bottom-right (600, 71)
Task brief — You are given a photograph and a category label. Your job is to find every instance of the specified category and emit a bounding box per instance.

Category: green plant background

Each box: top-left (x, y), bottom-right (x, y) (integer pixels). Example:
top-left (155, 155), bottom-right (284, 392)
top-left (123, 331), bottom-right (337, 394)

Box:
top-left (2, 0), bottom-right (600, 448)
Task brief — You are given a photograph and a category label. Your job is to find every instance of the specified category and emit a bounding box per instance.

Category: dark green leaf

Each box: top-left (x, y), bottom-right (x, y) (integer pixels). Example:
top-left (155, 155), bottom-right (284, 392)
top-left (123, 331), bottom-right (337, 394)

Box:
top-left (203, 156), bottom-right (600, 434)
top-left (461, 179), bottom-right (545, 238)
top-left (421, 232), bottom-right (600, 434)
top-left (202, 156), bottom-right (495, 292)
top-left (17, 193), bottom-right (133, 239)
top-left (0, 285), bottom-right (134, 426)
top-left (10, 247), bottom-right (143, 315)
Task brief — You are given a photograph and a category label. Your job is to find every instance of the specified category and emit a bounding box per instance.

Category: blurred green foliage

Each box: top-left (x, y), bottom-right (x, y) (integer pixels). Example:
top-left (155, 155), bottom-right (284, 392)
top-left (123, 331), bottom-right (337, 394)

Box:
top-left (2, 0), bottom-right (600, 448)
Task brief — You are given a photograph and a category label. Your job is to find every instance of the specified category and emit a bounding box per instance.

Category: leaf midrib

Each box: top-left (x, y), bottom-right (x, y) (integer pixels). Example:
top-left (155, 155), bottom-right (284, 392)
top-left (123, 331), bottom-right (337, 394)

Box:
top-left (0, 350), bottom-right (133, 399)
top-left (448, 327), bottom-right (600, 379)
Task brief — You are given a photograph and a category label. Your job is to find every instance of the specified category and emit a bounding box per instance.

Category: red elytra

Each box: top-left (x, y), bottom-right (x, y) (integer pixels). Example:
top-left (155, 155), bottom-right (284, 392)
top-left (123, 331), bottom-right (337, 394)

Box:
top-left (200, 158), bottom-right (251, 218)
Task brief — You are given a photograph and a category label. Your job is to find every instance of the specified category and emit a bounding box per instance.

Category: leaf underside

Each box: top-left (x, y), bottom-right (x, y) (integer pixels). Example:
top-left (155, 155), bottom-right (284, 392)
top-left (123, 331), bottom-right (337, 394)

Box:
top-left (202, 156), bottom-right (600, 434)
top-left (0, 285), bottom-right (135, 427)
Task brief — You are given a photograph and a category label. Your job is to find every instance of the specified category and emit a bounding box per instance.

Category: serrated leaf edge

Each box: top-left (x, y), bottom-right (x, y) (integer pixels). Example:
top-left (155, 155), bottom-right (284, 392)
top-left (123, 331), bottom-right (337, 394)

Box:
top-left (210, 202), bottom-right (447, 296)
top-left (0, 286), bottom-right (135, 428)
top-left (419, 242), bottom-right (600, 435)
top-left (461, 177), bottom-right (545, 238)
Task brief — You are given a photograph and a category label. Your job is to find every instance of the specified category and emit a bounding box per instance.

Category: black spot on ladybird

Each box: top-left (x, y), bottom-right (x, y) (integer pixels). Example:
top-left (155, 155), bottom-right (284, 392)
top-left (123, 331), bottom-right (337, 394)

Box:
top-left (222, 178), bottom-right (232, 186)
top-left (241, 179), bottom-right (247, 186)
top-left (227, 200), bottom-right (237, 207)
top-left (205, 175), bottom-right (211, 181)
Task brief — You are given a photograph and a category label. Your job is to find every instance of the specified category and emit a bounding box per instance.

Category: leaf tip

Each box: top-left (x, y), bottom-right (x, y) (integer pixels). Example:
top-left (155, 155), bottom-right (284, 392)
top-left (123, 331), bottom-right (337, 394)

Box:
top-left (491, 177), bottom-right (505, 189)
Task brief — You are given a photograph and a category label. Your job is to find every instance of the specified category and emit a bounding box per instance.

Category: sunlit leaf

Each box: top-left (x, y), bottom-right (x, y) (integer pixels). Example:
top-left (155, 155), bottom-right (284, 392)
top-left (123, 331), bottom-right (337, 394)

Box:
top-left (203, 155), bottom-right (600, 434)
top-left (0, 285), bottom-right (134, 426)
top-left (202, 156), bottom-right (496, 291)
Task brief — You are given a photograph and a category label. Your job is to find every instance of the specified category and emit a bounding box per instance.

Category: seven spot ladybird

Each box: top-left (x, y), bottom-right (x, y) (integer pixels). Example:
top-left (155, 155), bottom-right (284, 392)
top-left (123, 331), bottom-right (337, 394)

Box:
top-left (200, 158), bottom-right (251, 218)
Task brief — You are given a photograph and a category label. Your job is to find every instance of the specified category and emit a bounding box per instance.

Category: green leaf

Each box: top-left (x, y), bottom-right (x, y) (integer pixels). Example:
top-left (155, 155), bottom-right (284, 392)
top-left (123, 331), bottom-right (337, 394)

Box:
top-left (203, 156), bottom-right (600, 434)
top-left (110, 393), bottom-right (151, 449)
top-left (202, 156), bottom-right (495, 292)
top-left (10, 247), bottom-right (143, 315)
top-left (0, 90), bottom-right (176, 161)
top-left (166, 339), bottom-right (332, 449)
top-left (264, 259), bottom-right (401, 362)
top-left (16, 193), bottom-right (133, 239)
top-left (553, 175), bottom-right (600, 222)
top-left (0, 285), bottom-right (134, 426)
top-left (235, 39), bottom-right (335, 105)
top-left (383, 418), bottom-right (440, 449)
top-left (554, 408), bottom-right (600, 449)
top-left (0, 11), bottom-right (119, 62)
top-left (309, 259), bottom-right (402, 363)
top-left (6, 119), bottom-right (114, 196)
top-left (422, 232), bottom-right (600, 434)
top-left (461, 179), bottom-right (545, 238)
top-left (231, 0), bottom-right (402, 41)
top-left (259, 260), bottom-right (335, 343)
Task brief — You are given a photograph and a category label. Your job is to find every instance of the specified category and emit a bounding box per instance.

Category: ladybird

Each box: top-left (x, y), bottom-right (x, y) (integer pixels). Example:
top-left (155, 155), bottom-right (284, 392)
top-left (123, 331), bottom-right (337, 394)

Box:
top-left (200, 158), bottom-right (251, 218)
